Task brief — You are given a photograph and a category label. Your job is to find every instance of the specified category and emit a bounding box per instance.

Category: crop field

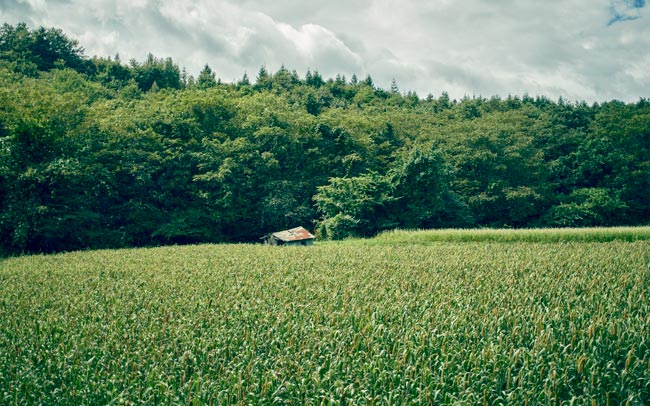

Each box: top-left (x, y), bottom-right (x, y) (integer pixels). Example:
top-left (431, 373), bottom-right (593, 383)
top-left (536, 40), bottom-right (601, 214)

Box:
top-left (369, 226), bottom-right (650, 245)
top-left (1, 238), bottom-right (649, 405)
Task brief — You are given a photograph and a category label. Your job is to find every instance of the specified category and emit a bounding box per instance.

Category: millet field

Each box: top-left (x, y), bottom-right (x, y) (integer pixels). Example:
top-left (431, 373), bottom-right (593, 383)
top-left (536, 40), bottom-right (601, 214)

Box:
top-left (1, 230), bottom-right (649, 405)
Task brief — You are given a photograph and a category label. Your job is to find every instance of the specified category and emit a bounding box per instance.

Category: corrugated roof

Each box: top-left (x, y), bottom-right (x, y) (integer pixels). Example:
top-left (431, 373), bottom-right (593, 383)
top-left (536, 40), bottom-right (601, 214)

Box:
top-left (272, 226), bottom-right (315, 242)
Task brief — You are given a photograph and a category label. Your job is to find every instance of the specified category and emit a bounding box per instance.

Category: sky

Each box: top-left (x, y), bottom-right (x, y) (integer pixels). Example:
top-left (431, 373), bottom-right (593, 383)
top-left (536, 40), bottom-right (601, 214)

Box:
top-left (1, 0), bottom-right (649, 103)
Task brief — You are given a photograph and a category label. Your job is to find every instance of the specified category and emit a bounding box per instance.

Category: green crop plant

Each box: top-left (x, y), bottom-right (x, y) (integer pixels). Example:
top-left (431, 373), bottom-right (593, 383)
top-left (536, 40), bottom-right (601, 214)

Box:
top-left (1, 239), bottom-right (648, 404)
top-left (370, 226), bottom-right (650, 244)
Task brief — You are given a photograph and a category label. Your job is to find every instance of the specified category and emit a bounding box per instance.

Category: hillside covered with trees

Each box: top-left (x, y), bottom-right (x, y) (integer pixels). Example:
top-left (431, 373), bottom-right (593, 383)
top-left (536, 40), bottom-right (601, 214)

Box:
top-left (1, 23), bottom-right (649, 254)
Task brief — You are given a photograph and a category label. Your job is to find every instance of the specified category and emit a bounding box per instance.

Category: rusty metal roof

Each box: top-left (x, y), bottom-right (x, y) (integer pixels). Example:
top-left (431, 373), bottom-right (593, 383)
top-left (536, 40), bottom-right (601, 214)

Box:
top-left (272, 226), bottom-right (315, 242)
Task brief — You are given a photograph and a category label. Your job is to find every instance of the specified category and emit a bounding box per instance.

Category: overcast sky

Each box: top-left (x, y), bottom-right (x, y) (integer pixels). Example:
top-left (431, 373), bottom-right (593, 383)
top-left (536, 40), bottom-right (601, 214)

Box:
top-left (2, 0), bottom-right (649, 102)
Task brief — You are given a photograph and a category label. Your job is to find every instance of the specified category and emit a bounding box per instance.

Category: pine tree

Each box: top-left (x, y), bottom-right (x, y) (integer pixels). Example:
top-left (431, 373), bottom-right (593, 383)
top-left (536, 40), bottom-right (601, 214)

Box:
top-left (197, 64), bottom-right (217, 89)
top-left (390, 78), bottom-right (399, 94)
top-left (238, 72), bottom-right (250, 87)
top-left (255, 65), bottom-right (271, 90)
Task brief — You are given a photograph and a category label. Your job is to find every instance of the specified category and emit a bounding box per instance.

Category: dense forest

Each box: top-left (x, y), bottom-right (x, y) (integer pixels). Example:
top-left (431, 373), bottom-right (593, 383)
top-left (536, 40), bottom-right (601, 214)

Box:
top-left (1, 23), bottom-right (649, 254)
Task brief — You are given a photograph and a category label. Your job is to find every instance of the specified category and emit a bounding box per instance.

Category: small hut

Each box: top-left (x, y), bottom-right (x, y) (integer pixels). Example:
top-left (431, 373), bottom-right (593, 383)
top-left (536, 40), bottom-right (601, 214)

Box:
top-left (261, 226), bottom-right (315, 246)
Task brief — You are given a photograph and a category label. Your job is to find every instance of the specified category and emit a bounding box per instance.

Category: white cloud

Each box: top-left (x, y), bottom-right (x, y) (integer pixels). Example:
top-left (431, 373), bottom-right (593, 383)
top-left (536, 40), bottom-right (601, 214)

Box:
top-left (625, 55), bottom-right (650, 81)
top-left (276, 23), bottom-right (361, 68)
top-left (20, 0), bottom-right (46, 12)
top-left (1, 0), bottom-right (649, 102)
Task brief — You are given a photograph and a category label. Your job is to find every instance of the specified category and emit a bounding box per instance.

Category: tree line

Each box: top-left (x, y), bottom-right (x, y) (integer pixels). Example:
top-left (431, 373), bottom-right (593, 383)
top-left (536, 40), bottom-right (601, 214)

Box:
top-left (1, 23), bottom-right (649, 254)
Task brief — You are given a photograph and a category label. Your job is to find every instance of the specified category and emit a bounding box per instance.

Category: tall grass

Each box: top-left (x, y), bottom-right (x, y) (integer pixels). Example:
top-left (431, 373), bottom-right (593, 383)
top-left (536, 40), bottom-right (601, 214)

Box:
top-left (1, 241), bottom-right (649, 404)
top-left (370, 226), bottom-right (650, 244)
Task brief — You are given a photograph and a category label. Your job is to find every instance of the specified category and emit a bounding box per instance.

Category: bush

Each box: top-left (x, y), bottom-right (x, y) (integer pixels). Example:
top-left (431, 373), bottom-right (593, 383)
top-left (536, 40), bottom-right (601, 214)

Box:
top-left (316, 214), bottom-right (359, 240)
top-left (545, 188), bottom-right (627, 227)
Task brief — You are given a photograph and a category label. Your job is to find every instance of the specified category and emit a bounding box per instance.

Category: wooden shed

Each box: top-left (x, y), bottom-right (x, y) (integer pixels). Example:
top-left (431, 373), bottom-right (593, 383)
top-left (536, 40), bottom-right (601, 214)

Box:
top-left (261, 226), bottom-right (315, 246)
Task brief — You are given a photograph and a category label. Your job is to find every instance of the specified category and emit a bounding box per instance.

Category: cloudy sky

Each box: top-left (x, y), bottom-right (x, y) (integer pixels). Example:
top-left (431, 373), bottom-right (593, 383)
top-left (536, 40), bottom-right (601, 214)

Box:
top-left (2, 0), bottom-right (649, 102)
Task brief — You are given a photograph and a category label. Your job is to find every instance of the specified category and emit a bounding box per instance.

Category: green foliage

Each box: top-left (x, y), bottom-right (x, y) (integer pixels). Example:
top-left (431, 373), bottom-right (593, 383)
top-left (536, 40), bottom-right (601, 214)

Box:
top-left (131, 53), bottom-right (181, 91)
top-left (314, 173), bottom-right (395, 238)
top-left (545, 188), bottom-right (628, 227)
top-left (196, 64), bottom-right (217, 89)
top-left (0, 68), bottom-right (107, 252)
top-left (315, 213), bottom-right (359, 240)
top-left (443, 109), bottom-right (551, 226)
top-left (1, 22), bottom-right (649, 254)
top-left (391, 145), bottom-right (466, 229)
top-left (0, 22), bottom-right (89, 75)
top-left (91, 55), bottom-right (133, 90)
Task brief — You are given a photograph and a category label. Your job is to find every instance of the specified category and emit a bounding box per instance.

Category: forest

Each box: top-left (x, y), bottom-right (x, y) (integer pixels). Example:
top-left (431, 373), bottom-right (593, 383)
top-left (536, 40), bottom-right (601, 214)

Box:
top-left (1, 23), bottom-right (649, 254)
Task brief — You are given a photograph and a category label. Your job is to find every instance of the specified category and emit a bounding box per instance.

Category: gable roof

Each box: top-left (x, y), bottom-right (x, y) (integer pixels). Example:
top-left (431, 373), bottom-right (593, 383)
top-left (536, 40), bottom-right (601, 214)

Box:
top-left (272, 226), bottom-right (314, 242)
